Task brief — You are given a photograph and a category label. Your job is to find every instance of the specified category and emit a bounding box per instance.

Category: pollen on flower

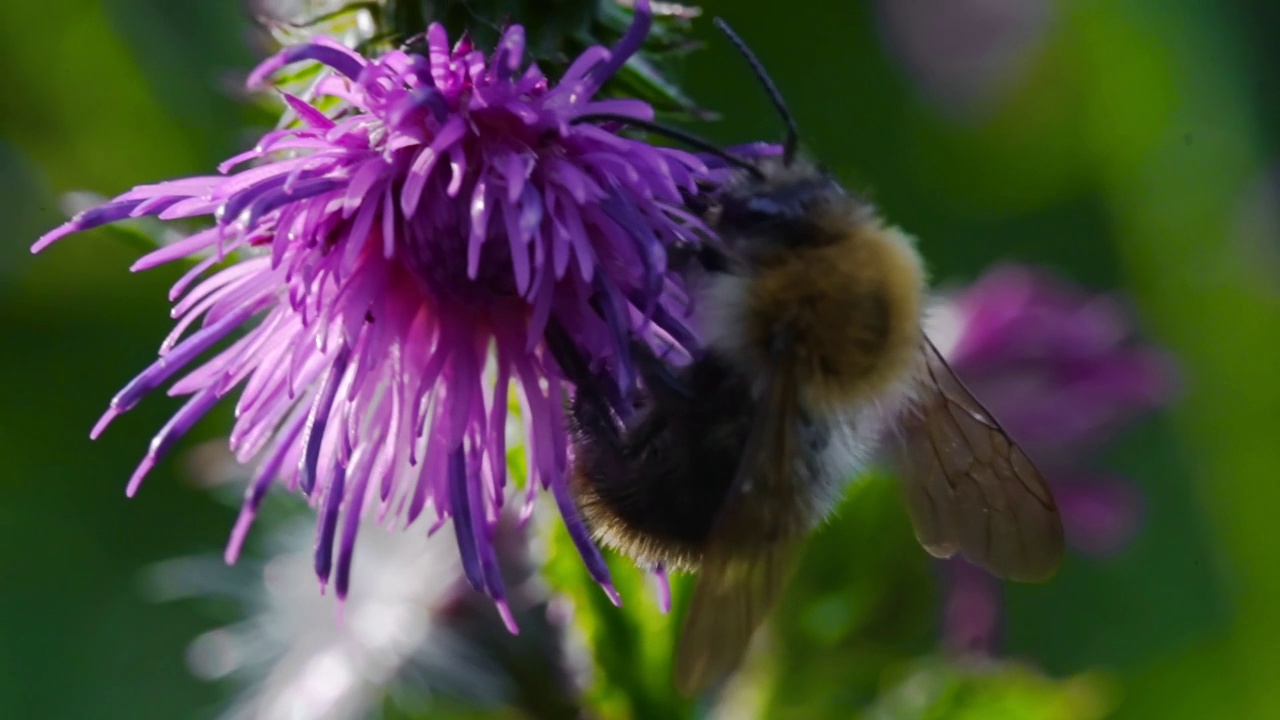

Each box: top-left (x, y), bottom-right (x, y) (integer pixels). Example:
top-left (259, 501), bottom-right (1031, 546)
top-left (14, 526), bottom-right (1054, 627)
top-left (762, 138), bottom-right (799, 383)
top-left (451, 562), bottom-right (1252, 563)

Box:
top-left (34, 0), bottom-right (724, 620)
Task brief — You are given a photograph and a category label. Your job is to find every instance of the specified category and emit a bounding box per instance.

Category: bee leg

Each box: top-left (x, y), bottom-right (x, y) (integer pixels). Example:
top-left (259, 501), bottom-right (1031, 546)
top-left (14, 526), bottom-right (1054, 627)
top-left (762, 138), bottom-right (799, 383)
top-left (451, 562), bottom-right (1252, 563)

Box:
top-left (548, 318), bottom-right (639, 424)
top-left (569, 381), bottom-right (623, 447)
top-left (698, 244), bottom-right (731, 274)
top-left (630, 339), bottom-right (696, 404)
top-left (568, 377), bottom-right (636, 487)
top-left (678, 182), bottom-right (722, 221)
top-left (665, 242), bottom-right (699, 273)
top-left (667, 241), bottom-right (730, 275)
top-left (546, 317), bottom-right (584, 371)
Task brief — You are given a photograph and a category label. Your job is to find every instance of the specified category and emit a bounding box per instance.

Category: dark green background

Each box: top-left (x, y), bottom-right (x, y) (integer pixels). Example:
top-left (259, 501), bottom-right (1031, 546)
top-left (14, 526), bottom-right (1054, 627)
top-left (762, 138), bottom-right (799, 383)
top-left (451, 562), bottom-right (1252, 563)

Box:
top-left (1, 1), bottom-right (1277, 717)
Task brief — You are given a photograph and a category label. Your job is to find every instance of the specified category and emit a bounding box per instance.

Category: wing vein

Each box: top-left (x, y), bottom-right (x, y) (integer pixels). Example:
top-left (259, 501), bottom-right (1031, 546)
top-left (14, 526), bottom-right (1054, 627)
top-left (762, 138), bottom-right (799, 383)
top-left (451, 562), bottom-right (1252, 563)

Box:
top-left (893, 337), bottom-right (1065, 582)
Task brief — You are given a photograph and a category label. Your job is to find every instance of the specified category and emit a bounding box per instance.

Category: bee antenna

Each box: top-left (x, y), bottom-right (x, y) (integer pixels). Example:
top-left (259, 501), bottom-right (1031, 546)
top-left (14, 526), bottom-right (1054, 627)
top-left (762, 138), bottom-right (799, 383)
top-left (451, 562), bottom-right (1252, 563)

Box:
top-left (571, 113), bottom-right (765, 180)
top-left (712, 18), bottom-right (798, 165)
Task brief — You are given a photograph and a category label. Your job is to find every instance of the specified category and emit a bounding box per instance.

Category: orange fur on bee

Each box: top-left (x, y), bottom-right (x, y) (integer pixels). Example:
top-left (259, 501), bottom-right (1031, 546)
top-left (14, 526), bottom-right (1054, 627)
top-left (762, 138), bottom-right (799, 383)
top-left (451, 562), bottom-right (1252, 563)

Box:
top-left (743, 221), bottom-right (925, 410)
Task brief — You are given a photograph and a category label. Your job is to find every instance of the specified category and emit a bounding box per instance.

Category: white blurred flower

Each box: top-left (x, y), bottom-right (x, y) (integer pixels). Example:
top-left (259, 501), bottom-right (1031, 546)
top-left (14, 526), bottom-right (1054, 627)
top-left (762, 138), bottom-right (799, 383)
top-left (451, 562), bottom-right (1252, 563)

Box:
top-left (147, 444), bottom-right (586, 720)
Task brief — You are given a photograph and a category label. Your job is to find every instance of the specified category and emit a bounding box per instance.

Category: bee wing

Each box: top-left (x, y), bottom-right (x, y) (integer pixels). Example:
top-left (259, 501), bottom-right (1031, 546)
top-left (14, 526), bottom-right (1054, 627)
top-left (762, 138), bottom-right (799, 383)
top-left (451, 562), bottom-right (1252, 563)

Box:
top-left (673, 532), bottom-right (796, 697)
top-left (673, 354), bottom-right (801, 696)
top-left (894, 338), bottom-right (1065, 583)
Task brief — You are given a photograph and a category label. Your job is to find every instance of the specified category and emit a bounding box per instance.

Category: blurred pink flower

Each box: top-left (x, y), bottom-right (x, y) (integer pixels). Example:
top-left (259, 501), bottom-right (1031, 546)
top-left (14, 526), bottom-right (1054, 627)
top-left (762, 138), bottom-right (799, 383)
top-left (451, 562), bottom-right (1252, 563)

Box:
top-left (878, 0), bottom-right (1054, 118)
top-left (928, 264), bottom-right (1177, 654)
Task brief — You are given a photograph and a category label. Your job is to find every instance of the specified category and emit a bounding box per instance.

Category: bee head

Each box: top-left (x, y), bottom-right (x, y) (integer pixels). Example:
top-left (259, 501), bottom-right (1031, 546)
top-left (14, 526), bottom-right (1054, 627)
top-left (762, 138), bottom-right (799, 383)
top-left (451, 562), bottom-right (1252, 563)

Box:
top-left (718, 176), bottom-right (832, 232)
top-left (712, 164), bottom-right (854, 255)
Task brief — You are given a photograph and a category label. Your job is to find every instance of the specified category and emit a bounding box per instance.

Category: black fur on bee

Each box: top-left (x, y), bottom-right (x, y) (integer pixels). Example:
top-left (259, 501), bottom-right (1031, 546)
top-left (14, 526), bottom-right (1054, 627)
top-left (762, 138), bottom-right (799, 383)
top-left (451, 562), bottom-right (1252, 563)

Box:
top-left (568, 344), bottom-right (754, 570)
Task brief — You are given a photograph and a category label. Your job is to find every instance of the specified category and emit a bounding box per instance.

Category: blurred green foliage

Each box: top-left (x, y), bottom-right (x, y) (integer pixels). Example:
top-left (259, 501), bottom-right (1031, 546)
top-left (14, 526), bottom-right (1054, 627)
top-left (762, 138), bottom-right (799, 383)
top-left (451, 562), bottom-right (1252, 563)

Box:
top-left (1, 0), bottom-right (1278, 718)
top-left (543, 519), bottom-right (695, 719)
top-left (861, 658), bottom-right (1116, 720)
top-left (265, 0), bottom-right (706, 116)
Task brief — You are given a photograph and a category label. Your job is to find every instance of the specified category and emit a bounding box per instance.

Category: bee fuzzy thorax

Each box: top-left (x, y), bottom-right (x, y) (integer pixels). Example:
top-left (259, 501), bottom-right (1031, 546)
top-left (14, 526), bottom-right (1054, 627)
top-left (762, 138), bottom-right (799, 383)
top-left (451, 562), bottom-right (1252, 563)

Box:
top-left (702, 196), bottom-right (928, 412)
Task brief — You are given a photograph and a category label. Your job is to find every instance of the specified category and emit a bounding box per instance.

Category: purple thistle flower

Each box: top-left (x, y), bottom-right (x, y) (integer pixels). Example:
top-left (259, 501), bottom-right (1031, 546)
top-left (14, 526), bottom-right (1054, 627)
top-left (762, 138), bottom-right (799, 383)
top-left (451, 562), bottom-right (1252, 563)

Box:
top-left (34, 1), bottom-right (716, 626)
top-left (928, 264), bottom-right (1177, 654)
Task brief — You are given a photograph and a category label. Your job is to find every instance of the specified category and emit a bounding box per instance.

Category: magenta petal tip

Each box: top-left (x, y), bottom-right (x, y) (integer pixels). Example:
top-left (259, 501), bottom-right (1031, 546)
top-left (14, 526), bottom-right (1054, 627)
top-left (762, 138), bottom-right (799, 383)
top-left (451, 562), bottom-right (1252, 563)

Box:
top-left (652, 566), bottom-right (671, 614)
top-left (90, 408), bottom-right (119, 440)
top-left (517, 495), bottom-right (536, 527)
top-left (125, 457), bottom-right (155, 497)
top-left (496, 600), bottom-right (520, 634)
top-left (31, 226), bottom-right (71, 253)
top-left (225, 507), bottom-right (257, 565)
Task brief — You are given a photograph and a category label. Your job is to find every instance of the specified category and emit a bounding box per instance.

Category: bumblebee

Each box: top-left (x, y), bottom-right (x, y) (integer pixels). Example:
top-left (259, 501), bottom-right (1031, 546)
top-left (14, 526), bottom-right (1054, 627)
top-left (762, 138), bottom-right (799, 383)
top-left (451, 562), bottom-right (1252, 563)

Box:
top-left (564, 19), bottom-right (1064, 695)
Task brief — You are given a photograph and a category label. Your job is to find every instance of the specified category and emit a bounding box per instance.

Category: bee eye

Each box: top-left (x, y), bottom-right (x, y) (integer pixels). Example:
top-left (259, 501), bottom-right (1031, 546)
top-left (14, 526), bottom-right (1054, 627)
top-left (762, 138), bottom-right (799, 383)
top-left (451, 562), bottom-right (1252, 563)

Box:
top-left (743, 196), bottom-right (784, 221)
top-left (722, 196), bottom-right (788, 229)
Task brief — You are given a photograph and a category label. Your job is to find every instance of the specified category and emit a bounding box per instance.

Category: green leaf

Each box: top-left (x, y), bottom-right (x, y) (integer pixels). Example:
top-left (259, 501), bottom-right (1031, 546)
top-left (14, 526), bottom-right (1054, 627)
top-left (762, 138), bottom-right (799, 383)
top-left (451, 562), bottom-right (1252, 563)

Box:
top-left (539, 514), bottom-right (696, 719)
top-left (759, 470), bottom-right (940, 717)
top-left (864, 657), bottom-right (1118, 720)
